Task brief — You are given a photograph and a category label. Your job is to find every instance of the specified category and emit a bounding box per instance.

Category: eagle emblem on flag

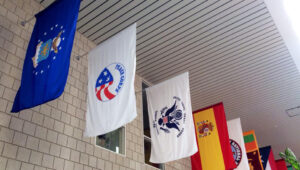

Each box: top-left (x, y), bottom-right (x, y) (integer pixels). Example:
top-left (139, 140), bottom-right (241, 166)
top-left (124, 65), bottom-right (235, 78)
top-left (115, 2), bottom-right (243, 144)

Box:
top-left (153, 96), bottom-right (186, 137)
top-left (32, 26), bottom-right (64, 69)
top-left (95, 63), bottom-right (126, 102)
top-left (31, 24), bottom-right (66, 77)
top-left (11, 0), bottom-right (80, 113)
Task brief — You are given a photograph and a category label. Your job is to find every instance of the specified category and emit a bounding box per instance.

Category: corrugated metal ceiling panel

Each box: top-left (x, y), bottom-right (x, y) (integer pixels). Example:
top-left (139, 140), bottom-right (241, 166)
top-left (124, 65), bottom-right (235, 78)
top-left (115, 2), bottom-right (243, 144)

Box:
top-left (36, 0), bottom-right (300, 159)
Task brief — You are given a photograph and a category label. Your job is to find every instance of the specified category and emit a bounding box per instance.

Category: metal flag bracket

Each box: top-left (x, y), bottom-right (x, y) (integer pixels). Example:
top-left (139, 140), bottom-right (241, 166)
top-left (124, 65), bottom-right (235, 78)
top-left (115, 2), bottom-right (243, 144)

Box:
top-left (20, 16), bottom-right (35, 26)
top-left (20, 0), bottom-right (85, 27)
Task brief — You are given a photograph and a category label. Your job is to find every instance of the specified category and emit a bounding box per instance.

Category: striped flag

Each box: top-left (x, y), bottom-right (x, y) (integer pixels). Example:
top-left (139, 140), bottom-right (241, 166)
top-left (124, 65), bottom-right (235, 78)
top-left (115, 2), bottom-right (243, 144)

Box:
top-left (243, 130), bottom-right (263, 170)
top-left (259, 146), bottom-right (278, 170)
top-left (191, 103), bottom-right (236, 170)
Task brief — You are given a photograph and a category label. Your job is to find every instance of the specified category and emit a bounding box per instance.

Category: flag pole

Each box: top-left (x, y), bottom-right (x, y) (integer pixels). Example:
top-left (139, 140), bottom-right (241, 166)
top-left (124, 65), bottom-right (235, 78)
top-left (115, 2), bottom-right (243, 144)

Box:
top-left (135, 89), bottom-right (146, 94)
top-left (75, 23), bottom-right (139, 60)
top-left (75, 52), bottom-right (88, 60)
top-left (20, 0), bottom-right (84, 27)
top-left (20, 16), bottom-right (35, 26)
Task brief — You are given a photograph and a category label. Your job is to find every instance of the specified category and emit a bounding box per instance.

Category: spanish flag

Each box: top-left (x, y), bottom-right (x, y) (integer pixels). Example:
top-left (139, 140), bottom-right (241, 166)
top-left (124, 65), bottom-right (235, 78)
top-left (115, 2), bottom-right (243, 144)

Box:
top-left (243, 130), bottom-right (263, 170)
top-left (191, 103), bottom-right (236, 170)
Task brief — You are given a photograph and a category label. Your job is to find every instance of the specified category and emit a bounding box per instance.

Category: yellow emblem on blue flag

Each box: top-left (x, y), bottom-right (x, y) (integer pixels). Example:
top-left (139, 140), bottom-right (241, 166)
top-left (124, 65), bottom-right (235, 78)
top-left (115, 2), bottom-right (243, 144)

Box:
top-left (32, 31), bottom-right (63, 68)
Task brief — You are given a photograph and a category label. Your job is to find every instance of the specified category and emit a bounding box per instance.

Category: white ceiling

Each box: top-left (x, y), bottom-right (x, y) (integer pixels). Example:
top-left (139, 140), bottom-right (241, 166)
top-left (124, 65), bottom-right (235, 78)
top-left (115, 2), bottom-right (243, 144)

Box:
top-left (38, 0), bottom-right (300, 159)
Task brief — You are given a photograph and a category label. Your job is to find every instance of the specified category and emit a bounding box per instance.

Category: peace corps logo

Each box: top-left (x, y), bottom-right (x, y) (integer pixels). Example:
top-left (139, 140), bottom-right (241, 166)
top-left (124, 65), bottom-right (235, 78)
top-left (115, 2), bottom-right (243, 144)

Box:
top-left (197, 120), bottom-right (214, 138)
top-left (95, 63), bottom-right (126, 102)
top-left (153, 96), bottom-right (186, 138)
top-left (230, 139), bottom-right (242, 166)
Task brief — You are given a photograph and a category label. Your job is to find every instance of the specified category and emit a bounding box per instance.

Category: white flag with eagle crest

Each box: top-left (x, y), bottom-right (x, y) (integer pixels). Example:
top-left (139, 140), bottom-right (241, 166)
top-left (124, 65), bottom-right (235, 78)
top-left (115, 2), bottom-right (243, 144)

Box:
top-left (146, 72), bottom-right (197, 163)
top-left (85, 24), bottom-right (137, 136)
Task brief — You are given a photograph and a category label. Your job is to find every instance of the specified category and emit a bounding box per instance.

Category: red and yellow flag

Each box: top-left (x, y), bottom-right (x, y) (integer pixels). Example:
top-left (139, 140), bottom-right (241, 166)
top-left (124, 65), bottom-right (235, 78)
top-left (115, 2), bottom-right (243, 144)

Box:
top-left (191, 103), bottom-right (236, 170)
top-left (243, 130), bottom-right (263, 170)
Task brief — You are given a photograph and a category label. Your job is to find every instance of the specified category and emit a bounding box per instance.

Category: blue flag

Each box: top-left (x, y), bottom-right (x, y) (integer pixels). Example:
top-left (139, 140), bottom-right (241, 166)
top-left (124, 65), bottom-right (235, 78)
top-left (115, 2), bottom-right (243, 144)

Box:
top-left (11, 0), bottom-right (80, 112)
top-left (259, 146), bottom-right (271, 169)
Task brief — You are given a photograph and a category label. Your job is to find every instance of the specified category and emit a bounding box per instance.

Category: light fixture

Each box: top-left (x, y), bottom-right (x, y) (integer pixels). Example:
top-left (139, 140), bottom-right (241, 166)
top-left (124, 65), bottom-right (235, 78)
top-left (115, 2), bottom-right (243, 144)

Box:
top-left (286, 106), bottom-right (300, 117)
top-left (284, 0), bottom-right (300, 39)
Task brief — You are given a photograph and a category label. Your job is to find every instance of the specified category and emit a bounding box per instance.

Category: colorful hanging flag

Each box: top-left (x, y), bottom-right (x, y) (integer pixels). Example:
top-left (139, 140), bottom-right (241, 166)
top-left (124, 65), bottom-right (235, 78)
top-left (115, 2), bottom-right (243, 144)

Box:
top-left (191, 103), bottom-right (236, 170)
top-left (275, 159), bottom-right (288, 170)
top-left (259, 146), bottom-right (278, 170)
top-left (11, 0), bottom-right (80, 113)
top-left (227, 118), bottom-right (250, 170)
top-left (243, 130), bottom-right (263, 170)
top-left (146, 72), bottom-right (197, 163)
top-left (85, 24), bottom-right (137, 136)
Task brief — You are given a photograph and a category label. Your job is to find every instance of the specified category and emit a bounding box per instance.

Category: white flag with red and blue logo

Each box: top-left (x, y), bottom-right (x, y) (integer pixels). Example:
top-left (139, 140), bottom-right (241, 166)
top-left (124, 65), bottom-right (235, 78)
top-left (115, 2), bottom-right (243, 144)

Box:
top-left (85, 24), bottom-right (137, 137)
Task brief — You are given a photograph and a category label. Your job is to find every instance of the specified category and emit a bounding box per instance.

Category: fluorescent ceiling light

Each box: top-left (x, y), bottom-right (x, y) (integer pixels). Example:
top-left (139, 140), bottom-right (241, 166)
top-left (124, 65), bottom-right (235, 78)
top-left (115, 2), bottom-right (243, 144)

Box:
top-left (284, 0), bottom-right (300, 39)
top-left (286, 106), bottom-right (300, 117)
